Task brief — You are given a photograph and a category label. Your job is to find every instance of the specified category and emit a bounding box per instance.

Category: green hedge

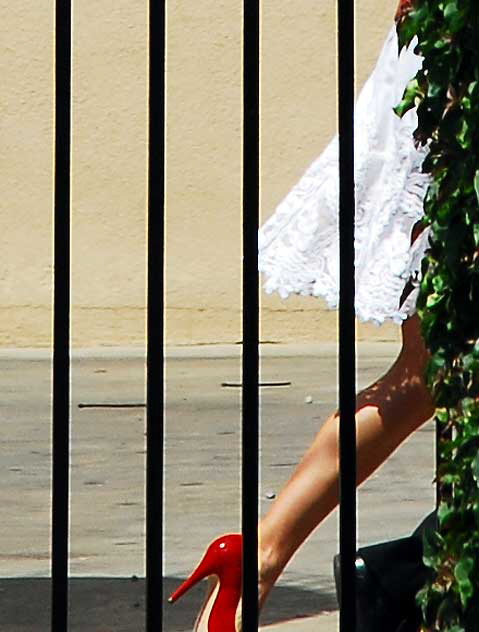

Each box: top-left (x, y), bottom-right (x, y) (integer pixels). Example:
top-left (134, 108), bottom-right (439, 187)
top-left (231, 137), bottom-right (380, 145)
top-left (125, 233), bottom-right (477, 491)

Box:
top-left (396, 2), bottom-right (479, 630)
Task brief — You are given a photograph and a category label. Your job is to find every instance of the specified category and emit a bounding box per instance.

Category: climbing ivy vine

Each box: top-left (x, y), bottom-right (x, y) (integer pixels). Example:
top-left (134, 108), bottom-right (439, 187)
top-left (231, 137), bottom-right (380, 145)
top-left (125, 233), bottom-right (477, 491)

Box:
top-left (395, 1), bottom-right (479, 630)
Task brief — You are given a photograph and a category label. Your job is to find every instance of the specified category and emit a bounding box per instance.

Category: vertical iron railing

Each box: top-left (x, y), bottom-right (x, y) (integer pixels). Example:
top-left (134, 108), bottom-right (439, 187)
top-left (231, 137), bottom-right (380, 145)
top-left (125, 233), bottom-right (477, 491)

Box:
top-left (242, 1), bottom-right (260, 630)
top-left (338, 0), bottom-right (357, 630)
top-left (146, 1), bottom-right (166, 630)
top-left (436, 425), bottom-right (453, 507)
top-left (51, 1), bottom-right (72, 630)
top-left (48, 4), bottom-right (359, 631)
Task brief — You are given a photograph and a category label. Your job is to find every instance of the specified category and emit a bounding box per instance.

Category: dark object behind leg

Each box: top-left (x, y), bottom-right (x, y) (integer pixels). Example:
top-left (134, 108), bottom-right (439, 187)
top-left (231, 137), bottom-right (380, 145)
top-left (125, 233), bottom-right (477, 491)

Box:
top-left (333, 511), bottom-right (437, 632)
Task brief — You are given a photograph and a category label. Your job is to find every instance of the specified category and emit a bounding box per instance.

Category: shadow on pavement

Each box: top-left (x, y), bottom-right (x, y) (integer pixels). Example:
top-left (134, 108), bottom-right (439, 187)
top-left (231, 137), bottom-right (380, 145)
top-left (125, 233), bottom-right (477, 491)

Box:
top-left (0, 577), bottom-right (338, 630)
top-left (165, 576), bottom-right (338, 629)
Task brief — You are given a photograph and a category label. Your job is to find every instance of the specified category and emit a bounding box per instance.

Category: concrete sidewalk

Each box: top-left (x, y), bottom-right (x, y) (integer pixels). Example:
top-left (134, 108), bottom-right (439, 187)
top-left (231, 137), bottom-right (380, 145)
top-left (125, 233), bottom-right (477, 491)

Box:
top-left (0, 343), bottom-right (436, 630)
top-left (263, 612), bottom-right (339, 630)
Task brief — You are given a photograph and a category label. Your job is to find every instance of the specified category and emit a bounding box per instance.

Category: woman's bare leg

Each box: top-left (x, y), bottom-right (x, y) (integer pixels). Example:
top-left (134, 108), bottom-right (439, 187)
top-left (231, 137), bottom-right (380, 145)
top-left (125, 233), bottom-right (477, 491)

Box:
top-left (258, 314), bottom-right (435, 606)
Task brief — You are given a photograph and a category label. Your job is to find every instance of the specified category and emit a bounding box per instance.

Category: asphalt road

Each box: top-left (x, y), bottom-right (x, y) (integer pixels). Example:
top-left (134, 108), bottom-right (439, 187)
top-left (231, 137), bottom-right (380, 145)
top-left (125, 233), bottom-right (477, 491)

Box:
top-left (0, 343), bottom-right (436, 630)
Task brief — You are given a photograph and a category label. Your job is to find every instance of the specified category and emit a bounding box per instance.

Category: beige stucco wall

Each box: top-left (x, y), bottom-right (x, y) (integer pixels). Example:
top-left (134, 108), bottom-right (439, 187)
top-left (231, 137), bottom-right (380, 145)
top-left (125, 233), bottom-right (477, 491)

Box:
top-left (1, 0), bottom-right (400, 348)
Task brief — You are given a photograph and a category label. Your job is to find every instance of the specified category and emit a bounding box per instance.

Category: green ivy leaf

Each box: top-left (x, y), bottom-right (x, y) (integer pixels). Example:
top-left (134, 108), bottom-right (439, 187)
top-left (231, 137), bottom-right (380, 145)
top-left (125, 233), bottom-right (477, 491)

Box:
top-left (473, 224), bottom-right (479, 247)
top-left (473, 500), bottom-right (479, 527)
top-left (397, 1), bottom-right (479, 627)
top-left (423, 528), bottom-right (446, 568)
top-left (456, 119), bottom-right (470, 148)
top-left (444, 1), bottom-right (459, 19)
top-left (433, 275), bottom-right (447, 293)
top-left (438, 501), bottom-right (455, 527)
top-left (472, 451), bottom-right (479, 486)
top-left (467, 81), bottom-right (478, 96)
top-left (428, 81), bottom-right (443, 99)
top-left (397, 15), bottom-right (418, 51)
top-left (394, 78), bottom-right (423, 118)
top-left (454, 555), bottom-right (474, 607)
top-left (474, 170), bottom-right (479, 206)
top-left (461, 397), bottom-right (477, 414)
top-left (426, 292), bottom-right (445, 309)
top-left (436, 408), bottom-right (450, 424)
top-left (455, 555), bottom-right (474, 583)
top-left (441, 472), bottom-right (461, 485)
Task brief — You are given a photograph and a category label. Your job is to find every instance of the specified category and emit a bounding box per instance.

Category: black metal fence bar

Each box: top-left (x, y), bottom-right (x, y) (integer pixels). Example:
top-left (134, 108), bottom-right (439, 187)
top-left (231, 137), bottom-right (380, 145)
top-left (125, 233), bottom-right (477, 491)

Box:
top-left (338, 0), bottom-right (357, 630)
top-left (242, 1), bottom-right (260, 630)
top-left (146, 1), bottom-right (166, 630)
top-left (51, 1), bottom-right (72, 630)
top-left (436, 424), bottom-right (453, 507)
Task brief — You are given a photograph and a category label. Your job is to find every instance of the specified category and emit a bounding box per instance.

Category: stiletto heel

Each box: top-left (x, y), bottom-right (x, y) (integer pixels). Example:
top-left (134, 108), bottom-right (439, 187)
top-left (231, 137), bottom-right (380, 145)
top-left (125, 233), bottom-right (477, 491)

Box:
top-left (168, 534), bottom-right (242, 631)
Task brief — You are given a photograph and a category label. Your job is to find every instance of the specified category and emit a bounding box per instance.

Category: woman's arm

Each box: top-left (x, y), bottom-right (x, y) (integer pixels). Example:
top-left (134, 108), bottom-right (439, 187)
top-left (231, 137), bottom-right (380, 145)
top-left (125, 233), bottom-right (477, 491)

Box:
top-left (395, 0), bottom-right (414, 23)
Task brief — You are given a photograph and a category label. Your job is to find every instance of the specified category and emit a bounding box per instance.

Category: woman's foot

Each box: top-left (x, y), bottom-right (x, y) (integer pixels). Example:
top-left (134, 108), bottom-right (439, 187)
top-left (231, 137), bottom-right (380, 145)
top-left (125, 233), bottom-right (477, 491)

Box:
top-left (169, 534), bottom-right (242, 631)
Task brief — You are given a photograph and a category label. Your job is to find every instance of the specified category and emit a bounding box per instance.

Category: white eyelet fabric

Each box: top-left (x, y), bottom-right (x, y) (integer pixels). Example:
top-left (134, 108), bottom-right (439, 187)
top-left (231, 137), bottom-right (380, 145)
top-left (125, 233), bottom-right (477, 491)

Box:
top-left (258, 27), bottom-right (431, 325)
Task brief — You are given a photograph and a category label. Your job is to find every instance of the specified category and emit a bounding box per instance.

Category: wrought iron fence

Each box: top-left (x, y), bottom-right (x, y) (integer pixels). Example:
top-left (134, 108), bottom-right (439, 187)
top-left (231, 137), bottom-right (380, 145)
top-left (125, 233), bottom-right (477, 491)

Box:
top-left (50, 1), bottom-right (357, 630)
top-left (52, 1), bottom-right (72, 628)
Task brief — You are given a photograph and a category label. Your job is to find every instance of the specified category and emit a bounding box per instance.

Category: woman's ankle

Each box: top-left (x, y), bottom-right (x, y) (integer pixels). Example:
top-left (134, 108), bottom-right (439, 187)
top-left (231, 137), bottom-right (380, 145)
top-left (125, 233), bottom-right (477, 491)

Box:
top-left (258, 543), bottom-right (283, 606)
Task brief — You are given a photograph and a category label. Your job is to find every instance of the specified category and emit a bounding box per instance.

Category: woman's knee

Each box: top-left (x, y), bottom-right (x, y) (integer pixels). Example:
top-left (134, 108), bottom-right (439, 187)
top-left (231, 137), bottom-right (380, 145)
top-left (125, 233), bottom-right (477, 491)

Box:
top-left (395, 315), bottom-right (435, 418)
top-left (399, 314), bottom-right (430, 373)
top-left (356, 315), bottom-right (435, 422)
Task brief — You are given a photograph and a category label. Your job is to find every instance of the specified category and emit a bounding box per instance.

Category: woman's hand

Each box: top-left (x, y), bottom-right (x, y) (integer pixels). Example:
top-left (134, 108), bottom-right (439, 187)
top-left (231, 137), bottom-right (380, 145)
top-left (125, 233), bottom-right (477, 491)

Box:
top-left (395, 0), bottom-right (414, 23)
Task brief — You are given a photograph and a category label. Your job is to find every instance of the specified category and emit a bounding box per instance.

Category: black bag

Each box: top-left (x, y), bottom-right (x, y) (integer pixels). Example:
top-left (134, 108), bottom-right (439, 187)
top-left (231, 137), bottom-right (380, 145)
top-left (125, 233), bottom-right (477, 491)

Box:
top-left (333, 511), bottom-right (437, 632)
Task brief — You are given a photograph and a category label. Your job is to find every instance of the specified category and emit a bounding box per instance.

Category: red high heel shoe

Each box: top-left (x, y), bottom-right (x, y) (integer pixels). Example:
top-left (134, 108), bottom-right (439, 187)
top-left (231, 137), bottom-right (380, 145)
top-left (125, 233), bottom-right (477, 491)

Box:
top-left (168, 534), bottom-right (242, 631)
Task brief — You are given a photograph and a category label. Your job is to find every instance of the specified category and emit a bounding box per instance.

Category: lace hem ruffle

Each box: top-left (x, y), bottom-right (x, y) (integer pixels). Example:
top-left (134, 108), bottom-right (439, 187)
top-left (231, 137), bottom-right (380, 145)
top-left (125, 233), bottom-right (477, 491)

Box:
top-left (258, 27), bottom-right (430, 325)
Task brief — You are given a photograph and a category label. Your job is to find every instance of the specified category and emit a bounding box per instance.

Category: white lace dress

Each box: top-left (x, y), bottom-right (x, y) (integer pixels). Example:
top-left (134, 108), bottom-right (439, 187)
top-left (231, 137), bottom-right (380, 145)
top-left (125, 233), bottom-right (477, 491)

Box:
top-left (258, 26), bottom-right (431, 325)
